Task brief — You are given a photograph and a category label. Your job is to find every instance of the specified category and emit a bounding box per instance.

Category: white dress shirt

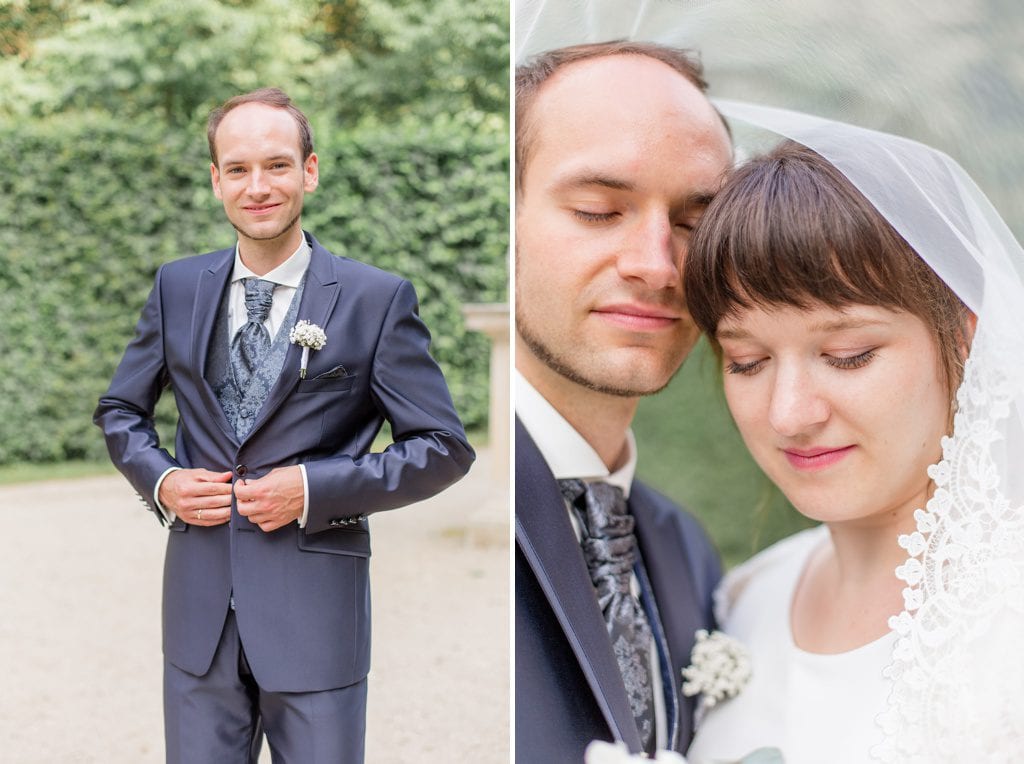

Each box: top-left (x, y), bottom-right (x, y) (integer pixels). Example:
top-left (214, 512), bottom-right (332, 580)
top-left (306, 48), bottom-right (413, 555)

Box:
top-left (154, 239), bottom-right (312, 526)
top-left (516, 370), bottom-right (668, 750)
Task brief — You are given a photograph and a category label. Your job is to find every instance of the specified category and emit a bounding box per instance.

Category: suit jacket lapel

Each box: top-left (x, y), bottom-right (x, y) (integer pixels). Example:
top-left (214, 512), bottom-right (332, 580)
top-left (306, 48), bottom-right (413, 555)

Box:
top-left (515, 418), bottom-right (644, 753)
top-left (191, 249), bottom-right (237, 445)
top-left (632, 491), bottom-right (705, 744)
top-left (244, 236), bottom-right (340, 442)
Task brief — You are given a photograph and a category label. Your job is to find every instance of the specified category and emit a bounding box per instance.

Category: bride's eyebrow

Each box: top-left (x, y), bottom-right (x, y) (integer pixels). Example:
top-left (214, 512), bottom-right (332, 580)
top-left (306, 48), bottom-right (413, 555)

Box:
top-left (716, 326), bottom-right (752, 341)
top-left (715, 317), bottom-right (888, 341)
top-left (811, 318), bottom-right (888, 332)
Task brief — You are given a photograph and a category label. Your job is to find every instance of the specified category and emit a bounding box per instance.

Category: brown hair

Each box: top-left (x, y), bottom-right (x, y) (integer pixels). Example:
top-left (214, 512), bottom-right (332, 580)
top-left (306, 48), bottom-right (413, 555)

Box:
top-left (684, 141), bottom-right (970, 395)
top-left (515, 41), bottom-right (712, 194)
top-left (207, 87), bottom-right (314, 167)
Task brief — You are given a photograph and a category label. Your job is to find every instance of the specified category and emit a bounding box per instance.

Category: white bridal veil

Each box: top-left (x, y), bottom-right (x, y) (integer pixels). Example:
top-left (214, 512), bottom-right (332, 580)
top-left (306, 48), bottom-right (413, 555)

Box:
top-left (517, 1), bottom-right (1024, 760)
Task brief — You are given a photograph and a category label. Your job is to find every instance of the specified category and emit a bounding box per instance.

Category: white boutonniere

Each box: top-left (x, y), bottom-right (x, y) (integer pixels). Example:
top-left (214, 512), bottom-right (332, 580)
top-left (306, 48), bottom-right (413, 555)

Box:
top-left (681, 629), bottom-right (751, 711)
top-left (289, 320), bottom-right (327, 379)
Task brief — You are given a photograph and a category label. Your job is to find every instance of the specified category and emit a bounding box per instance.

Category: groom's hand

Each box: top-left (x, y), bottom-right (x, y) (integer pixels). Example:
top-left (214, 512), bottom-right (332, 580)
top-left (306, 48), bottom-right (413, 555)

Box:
top-left (234, 466), bottom-right (304, 533)
top-left (159, 469), bottom-right (233, 526)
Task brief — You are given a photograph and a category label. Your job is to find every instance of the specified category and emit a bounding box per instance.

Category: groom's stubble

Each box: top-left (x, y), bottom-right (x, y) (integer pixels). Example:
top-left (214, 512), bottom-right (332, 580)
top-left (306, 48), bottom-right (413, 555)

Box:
top-left (514, 246), bottom-right (697, 399)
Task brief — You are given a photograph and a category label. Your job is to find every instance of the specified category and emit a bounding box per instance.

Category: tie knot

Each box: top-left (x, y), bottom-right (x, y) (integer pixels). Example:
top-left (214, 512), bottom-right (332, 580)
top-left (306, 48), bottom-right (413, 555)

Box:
top-left (243, 278), bottom-right (276, 324)
top-left (558, 479), bottom-right (631, 539)
top-left (558, 478), bottom-right (587, 505)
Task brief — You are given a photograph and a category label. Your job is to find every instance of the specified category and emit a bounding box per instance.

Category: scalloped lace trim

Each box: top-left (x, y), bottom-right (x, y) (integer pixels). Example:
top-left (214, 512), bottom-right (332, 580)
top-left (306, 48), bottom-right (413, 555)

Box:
top-left (873, 328), bottom-right (1024, 762)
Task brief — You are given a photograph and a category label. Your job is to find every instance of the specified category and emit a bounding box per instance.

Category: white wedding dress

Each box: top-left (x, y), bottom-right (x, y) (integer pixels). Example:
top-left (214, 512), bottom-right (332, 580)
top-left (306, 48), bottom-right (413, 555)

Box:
top-left (687, 526), bottom-right (895, 764)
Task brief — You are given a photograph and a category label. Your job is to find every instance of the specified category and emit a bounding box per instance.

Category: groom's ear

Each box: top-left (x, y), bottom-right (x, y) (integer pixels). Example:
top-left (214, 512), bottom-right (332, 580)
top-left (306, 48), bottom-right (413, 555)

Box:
top-left (303, 153), bottom-right (319, 193)
top-left (210, 162), bottom-right (224, 200)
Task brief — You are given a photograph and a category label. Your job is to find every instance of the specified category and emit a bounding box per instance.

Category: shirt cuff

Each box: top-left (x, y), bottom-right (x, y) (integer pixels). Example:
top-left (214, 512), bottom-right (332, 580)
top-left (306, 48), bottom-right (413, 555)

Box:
top-left (154, 466), bottom-right (182, 525)
top-left (298, 464), bottom-right (310, 528)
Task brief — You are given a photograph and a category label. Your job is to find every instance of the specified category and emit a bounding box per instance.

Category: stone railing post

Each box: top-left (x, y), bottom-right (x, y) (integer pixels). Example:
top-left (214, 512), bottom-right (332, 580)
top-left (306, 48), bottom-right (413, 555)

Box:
top-left (461, 303), bottom-right (509, 544)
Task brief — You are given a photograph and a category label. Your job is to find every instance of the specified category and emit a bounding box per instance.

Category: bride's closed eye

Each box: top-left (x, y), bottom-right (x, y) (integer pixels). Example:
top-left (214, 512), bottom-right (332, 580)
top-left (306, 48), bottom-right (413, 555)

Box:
top-left (825, 349), bottom-right (877, 370)
top-left (725, 357), bottom-right (766, 376)
top-left (725, 348), bottom-right (878, 376)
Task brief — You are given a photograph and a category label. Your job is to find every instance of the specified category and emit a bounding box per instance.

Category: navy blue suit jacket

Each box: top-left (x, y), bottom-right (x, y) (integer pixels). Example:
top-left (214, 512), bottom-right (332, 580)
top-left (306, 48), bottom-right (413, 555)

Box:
top-left (95, 233), bottom-right (474, 692)
top-left (515, 417), bottom-right (721, 762)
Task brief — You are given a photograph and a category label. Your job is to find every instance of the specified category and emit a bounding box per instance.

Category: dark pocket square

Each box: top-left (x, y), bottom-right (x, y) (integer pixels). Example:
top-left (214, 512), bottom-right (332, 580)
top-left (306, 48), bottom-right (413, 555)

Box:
top-left (313, 364), bottom-right (348, 380)
top-left (296, 373), bottom-right (356, 394)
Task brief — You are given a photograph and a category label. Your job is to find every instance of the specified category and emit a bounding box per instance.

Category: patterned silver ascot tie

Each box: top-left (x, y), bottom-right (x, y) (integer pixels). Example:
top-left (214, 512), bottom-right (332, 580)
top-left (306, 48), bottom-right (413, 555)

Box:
top-left (230, 277), bottom-right (276, 390)
top-left (559, 478), bottom-right (656, 753)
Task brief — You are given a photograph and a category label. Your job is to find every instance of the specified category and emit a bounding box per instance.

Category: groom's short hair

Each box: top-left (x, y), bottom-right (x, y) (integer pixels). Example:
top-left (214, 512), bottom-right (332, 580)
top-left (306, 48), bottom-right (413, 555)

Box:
top-left (207, 87), bottom-right (315, 167)
top-left (515, 41), bottom-right (711, 194)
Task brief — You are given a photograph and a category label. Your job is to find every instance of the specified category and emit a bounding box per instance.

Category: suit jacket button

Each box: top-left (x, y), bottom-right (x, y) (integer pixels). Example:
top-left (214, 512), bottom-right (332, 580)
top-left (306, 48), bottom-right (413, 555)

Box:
top-left (235, 465), bottom-right (248, 477)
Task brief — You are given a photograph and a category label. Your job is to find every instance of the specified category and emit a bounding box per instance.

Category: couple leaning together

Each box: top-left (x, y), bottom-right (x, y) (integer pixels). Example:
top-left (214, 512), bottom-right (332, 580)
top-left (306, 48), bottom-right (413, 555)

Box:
top-left (515, 41), bottom-right (1024, 763)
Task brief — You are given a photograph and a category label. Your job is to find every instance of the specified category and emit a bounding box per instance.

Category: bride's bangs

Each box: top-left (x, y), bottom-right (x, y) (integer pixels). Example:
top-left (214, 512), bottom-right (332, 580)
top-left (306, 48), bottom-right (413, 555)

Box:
top-left (686, 141), bottom-right (929, 338)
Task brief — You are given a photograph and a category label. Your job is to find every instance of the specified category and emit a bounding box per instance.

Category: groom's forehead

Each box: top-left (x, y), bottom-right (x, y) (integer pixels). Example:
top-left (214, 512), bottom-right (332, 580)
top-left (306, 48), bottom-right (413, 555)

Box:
top-left (522, 55), bottom-right (722, 176)
top-left (534, 55), bottom-right (711, 121)
top-left (520, 59), bottom-right (728, 198)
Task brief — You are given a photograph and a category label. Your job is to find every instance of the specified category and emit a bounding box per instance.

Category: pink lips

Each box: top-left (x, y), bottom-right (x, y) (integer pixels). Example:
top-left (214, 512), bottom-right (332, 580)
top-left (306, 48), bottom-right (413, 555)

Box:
top-left (782, 445), bottom-right (856, 471)
top-left (593, 303), bottom-right (681, 331)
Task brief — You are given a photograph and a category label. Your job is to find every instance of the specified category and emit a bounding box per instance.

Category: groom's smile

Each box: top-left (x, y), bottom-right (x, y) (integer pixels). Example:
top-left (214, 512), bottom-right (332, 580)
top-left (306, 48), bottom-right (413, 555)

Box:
top-left (590, 301), bottom-right (685, 332)
top-left (243, 202), bottom-right (283, 215)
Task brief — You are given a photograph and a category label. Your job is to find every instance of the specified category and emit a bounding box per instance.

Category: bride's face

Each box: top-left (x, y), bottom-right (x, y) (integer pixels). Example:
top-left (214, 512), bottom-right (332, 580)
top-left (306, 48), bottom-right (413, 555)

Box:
top-left (717, 302), bottom-right (950, 527)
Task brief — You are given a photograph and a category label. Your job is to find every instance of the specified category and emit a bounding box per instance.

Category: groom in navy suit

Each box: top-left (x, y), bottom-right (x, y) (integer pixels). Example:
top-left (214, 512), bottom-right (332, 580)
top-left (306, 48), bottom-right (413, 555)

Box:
top-left (515, 43), bottom-right (731, 760)
top-left (95, 88), bottom-right (473, 762)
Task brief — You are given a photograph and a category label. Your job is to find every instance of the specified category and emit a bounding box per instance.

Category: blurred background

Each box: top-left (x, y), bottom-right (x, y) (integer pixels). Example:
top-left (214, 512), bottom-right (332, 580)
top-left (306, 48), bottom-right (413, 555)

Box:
top-left (0, 0), bottom-right (509, 478)
top-left (517, 0), bottom-right (1024, 567)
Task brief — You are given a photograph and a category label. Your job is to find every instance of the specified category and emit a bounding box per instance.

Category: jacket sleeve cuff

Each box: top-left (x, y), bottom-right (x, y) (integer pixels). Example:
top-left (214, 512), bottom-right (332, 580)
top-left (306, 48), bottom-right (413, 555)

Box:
top-left (298, 464), bottom-right (310, 528)
top-left (153, 466), bottom-right (181, 525)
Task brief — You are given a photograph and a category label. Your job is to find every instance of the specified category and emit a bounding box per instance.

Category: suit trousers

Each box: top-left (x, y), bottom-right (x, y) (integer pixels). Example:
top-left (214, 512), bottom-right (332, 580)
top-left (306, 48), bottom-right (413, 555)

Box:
top-left (164, 610), bottom-right (368, 764)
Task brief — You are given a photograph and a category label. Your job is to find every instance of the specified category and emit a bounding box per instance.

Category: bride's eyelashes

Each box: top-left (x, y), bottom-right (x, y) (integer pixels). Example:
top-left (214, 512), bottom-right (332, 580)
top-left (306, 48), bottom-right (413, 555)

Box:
top-left (724, 348), bottom-right (879, 376)
top-left (826, 348), bottom-right (877, 370)
top-left (725, 357), bottom-right (766, 376)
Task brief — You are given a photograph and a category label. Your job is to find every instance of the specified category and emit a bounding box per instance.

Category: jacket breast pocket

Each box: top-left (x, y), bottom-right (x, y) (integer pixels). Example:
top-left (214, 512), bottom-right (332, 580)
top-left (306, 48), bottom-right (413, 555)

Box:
top-left (298, 526), bottom-right (371, 557)
top-left (296, 374), bottom-right (356, 394)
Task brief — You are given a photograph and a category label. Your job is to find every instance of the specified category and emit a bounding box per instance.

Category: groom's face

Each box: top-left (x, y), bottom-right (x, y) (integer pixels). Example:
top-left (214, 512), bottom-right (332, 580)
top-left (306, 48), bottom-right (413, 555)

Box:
top-left (210, 102), bottom-right (319, 246)
top-left (515, 55), bottom-right (732, 399)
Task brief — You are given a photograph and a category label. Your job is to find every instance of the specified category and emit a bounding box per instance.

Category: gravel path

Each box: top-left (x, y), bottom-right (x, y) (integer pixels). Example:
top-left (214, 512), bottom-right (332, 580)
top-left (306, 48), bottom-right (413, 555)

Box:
top-left (0, 450), bottom-right (508, 763)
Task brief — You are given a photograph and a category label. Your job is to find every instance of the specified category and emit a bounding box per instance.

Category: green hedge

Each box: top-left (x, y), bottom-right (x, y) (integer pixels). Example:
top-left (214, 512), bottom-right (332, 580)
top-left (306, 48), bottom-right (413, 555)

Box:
top-left (0, 112), bottom-right (507, 464)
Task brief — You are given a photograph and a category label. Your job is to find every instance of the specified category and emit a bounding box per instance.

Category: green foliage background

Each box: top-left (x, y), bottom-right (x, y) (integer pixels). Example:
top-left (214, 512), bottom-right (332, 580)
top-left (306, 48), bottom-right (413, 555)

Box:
top-left (0, 0), bottom-right (509, 465)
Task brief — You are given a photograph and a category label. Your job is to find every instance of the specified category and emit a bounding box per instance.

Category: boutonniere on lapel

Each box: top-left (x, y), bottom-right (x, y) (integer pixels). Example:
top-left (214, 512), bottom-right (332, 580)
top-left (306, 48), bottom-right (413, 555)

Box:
top-left (681, 629), bottom-right (751, 713)
top-left (289, 320), bottom-right (327, 379)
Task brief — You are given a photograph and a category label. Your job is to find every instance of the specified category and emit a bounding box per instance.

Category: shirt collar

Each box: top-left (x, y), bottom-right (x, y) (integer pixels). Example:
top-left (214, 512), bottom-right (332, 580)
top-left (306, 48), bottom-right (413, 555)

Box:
top-left (231, 237), bottom-right (311, 287)
top-left (515, 369), bottom-right (636, 497)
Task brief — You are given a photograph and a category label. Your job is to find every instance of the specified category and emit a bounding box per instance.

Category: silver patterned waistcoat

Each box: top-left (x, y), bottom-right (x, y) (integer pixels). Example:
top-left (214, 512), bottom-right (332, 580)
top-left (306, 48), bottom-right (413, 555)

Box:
top-left (207, 275), bottom-right (307, 439)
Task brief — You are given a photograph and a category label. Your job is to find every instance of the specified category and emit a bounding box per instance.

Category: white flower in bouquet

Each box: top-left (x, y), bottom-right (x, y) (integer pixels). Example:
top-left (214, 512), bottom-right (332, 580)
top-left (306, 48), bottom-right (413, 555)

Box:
top-left (289, 320), bottom-right (327, 379)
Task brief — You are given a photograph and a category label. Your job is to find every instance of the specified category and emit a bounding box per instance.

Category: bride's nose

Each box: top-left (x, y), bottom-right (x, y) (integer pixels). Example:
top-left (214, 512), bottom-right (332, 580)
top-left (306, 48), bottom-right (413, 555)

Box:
top-left (768, 364), bottom-right (830, 437)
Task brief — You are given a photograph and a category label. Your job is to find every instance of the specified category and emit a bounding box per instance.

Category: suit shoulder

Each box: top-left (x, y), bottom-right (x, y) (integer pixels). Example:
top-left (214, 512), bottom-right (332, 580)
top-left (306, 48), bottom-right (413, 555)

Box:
top-left (158, 248), bottom-right (232, 279)
top-left (320, 249), bottom-right (408, 292)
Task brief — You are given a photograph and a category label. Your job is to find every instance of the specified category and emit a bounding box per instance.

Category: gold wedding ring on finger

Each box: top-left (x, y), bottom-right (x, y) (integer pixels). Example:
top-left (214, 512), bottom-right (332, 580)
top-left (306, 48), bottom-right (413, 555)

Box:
top-left (197, 509), bottom-right (203, 521)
